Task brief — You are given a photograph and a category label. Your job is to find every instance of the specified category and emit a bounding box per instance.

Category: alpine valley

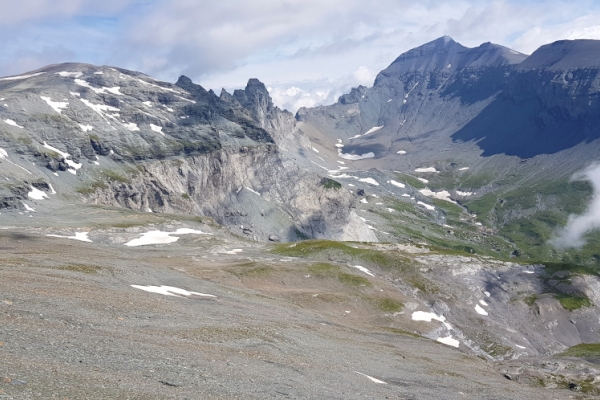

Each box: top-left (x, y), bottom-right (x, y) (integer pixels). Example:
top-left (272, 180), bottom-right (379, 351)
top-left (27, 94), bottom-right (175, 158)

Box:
top-left (2, 37), bottom-right (600, 399)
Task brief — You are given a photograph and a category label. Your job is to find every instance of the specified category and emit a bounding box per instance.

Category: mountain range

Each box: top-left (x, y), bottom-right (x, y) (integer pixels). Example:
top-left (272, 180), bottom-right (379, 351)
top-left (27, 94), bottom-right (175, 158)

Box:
top-left (2, 36), bottom-right (600, 398)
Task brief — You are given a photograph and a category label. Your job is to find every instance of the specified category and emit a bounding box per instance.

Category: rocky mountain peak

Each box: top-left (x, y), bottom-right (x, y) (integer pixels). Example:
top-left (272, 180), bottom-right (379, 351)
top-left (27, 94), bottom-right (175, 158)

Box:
top-left (381, 36), bottom-right (466, 74)
top-left (175, 75), bottom-right (218, 104)
top-left (233, 78), bottom-right (274, 120)
top-left (464, 41), bottom-right (527, 66)
top-left (375, 37), bottom-right (525, 83)
top-left (518, 38), bottom-right (600, 70)
top-left (338, 85), bottom-right (368, 105)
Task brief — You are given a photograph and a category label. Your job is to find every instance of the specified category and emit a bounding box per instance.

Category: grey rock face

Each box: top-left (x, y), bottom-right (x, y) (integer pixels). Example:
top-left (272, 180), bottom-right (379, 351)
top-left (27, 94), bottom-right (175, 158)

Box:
top-left (0, 62), bottom-right (376, 242)
top-left (88, 145), bottom-right (376, 242)
top-left (518, 39), bottom-right (600, 70)
top-left (297, 36), bottom-right (600, 165)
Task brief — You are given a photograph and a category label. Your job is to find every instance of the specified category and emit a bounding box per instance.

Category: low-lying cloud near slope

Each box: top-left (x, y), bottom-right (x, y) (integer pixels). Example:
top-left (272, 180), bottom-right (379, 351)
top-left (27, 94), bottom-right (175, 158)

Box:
top-left (267, 66), bottom-right (376, 112)
top-left (551, 163), bottom-right (600, 249)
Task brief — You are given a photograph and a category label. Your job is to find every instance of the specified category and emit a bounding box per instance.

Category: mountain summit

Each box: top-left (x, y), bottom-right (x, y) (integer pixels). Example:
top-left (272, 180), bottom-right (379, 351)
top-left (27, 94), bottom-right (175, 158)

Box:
top-left (518, 38), bottom-right (600, 70)
top-left (378, 36), bottom-right (526, 77)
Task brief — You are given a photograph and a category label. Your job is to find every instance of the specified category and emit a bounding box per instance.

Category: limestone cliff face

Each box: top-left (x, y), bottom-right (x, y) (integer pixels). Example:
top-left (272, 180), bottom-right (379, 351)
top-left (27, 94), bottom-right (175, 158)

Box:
top-left (87, 145), bottom-right (376, 242)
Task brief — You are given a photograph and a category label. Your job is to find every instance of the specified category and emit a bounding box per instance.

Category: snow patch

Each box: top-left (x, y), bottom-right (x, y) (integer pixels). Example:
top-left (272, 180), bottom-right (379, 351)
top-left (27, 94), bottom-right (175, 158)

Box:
top-left (328, 173), bottom-right (358, 179)
top-left (57, 71), bottom-right (82, 78)
top-left (125, 228), bottom-right (211, 247)
top-left (28, 187), bottom-right (47, 200)
top-left (360, 198), bottom-right (368, 204)
top-left (475, 304), bottom-right (488, 316)
top-left (456, 191), bottom-right (473, 196)
top-left (0, 72), bottom-right (45, 81)
top-left (136, 78), bottom-right (181, 94)
top-left (350, 265), bottom-right (374, 277)
top-left (414, 167), bottom-right (439, 173)
top-left (339, 152), bottom-right (375, 160)
top-left (104, 87), bottom-right (122, 95)
top-left (150, 124), bottom-right (163, 134)
top-left (74, 79), bottom-right (122, 95)
top-left (219, 249), bottom-right (243, 255)
top-left (417, 201), bottom-right (435, 210)
top-left (359, 177), bottom-right (379, 186)
top-left (79, 124), bottom-right (93, 132)
top-left (437, 336), bottom-right (459, 348)
top-left (388, 180), bottom-right (405, 188)
top-left (354, 371), bottom-right (387, 385)
top-left (42, 142), bottom-right (81, 173)
top-left (419, 189), bottom-right (455, 203)
top-left (459, 167), bottom-right (470, 171)
top-left (40, 96), bottom-right (68, 114)
top-left (244, 187), bottom-right (261, 196)
top-left (361, 126), bottom-right (383, 136)
top-left (397, 150), bottom-right (407, 154)
top-left (79, 98), bottom-right (119, 115)
top-left (23, 203), bottom-right (36, 212)
top-left (130, 285), bottom-right (216, 298)
top-left (417, 177), bottom-right (429, 184)
top-left (4, 119), bottom-right (23, 128)
top-left (412, 311), bottom-right (453, 330)
top-left (479, 300), bottom-right (488, 306)
top-left (47, 232), bottom-right (92, 242)
top-left (124, 122), bottom-right (140, 131)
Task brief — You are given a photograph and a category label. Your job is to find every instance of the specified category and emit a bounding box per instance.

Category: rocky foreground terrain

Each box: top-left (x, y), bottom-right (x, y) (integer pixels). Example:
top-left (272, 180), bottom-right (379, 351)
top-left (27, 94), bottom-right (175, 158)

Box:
top-left (1, 37), bottom-right (600, 398)
top-left (0, 206), bottom-right (597, 399)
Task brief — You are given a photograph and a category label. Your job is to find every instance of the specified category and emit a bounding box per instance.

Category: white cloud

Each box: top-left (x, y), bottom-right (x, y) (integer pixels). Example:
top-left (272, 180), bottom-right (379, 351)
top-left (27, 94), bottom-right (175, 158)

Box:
top-left (0, 45), bottom-right (75, 78)
top-left (267, 65), bottom-right (377, 112)
top-left (2, 0), bottom-right (600, 112)
top-left (0, 1), bottom-right (134, 25)
top-left (513, 14), bottom-right (600, 54)
top-left (551, 163), bottom-right (600, 249)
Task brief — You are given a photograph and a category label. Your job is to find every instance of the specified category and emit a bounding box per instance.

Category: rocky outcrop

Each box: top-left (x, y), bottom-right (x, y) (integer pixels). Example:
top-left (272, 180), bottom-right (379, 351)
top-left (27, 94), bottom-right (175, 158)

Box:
top-left (87, 145), bottom-right (377, 242)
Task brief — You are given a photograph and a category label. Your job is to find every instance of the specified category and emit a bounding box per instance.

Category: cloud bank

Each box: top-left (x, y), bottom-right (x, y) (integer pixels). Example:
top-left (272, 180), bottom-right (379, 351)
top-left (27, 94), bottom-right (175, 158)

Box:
top-left (3, 1), bottom-right (600, 110)
top-left (551, 163), bottom-right (600, 249)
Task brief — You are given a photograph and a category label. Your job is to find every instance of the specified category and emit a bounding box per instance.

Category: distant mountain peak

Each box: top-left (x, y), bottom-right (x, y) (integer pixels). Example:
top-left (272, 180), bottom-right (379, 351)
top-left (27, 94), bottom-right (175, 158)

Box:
top-left (518, 38), bottom-right (600, 70)
top-left (375, 37), bottom-right (526, 80)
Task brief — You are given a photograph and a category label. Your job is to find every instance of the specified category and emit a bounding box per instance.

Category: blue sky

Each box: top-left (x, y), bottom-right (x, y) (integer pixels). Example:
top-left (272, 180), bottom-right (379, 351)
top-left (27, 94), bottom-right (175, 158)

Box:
top-left (1, 0), bottom-right (600, 111)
